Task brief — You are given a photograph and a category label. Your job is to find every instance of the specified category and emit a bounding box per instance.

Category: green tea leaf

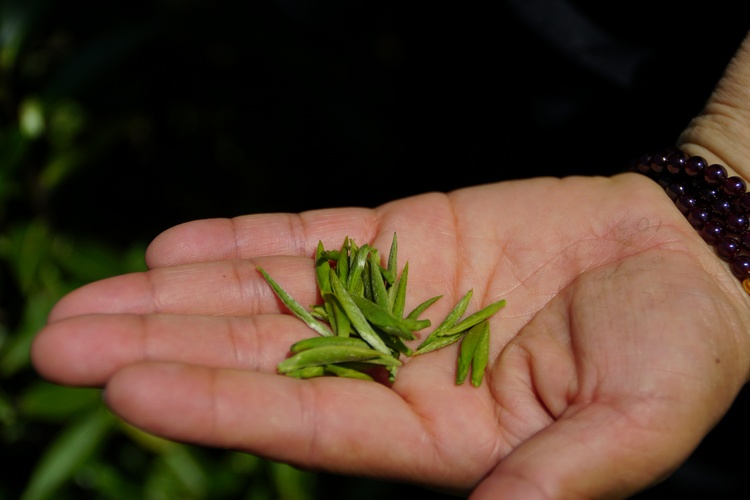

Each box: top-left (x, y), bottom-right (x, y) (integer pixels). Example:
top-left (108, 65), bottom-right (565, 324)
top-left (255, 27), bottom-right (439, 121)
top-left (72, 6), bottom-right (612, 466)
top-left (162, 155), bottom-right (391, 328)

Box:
top-left (329, 269), bottom-right (391, 354)
top-left (456, 320), bottom-right (488, 385)
top-left (346, 243), bottom-right (370, 294)
top-left (417, 289), bottom-right (473, 350)
top-left (406, 293), bottom-right (442, 320)
top-left (471, 321), bottom-right (491, 387)
top-left (324, 364), bottom-right (374, 381)
top-left (440, 298), bottom-right (506, 337)
top-left (277, 345), bottom-right (399, 373)
top-left (310, 304), bottom-right (328, 320)
top-left (335, 237), bottom-right (350, 284)
top-left (368, 251), bottom-right (389, 310)
top-left (287, 366), bottom-right (326, 379)
top-left (389, 260), bottom-right (409, 317)
top-left (290, 336), bottom-right (370, 353)
top-left (414, 331), bottom-right (464, 355)
top-left (257, 266), bottom-right (333, 337)
top-left (326, 293), bottom-right (353, 337)
top-left (386, 232), bottom-right (398, 281)
top-left (349, 293), bottom-right (418, 340)
top-left (314, 240), bottom-right (331, 295)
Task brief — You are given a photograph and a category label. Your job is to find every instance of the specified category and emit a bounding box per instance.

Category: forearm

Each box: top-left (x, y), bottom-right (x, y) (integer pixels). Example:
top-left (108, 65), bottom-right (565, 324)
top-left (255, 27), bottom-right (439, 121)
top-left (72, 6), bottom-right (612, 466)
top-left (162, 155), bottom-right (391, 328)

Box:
top-left (678, 30), bottom-right (750, 181)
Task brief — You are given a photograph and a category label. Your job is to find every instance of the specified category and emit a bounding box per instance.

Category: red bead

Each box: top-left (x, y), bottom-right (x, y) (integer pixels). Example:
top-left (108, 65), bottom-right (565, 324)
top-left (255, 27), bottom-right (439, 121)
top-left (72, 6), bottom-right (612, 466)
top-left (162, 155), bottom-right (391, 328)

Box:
top-left (688, 207), bottom-right (712, 228)
top-left (712, 198), bottom-right (733, 214)
top-left (675, 194), bottom-right (698, 214)
top-left (666, 183), bottom-right (687, 201)
top-left (730, 255), bottom-right (750, 279)
top-left (633, 150), bottom-right (750, 290)
top-left (700, 185), bottom-right (722, 202)
top-left (667, 152), bottom-right (688, 174)
top-left (716, 237), bottom-right (741, 261)
top-left (723, 176), bottom-right (746, 198)
top-left (685, 156), bottom-right (707, 176)
top-left (700, 220), bottom-right (725, 244)
top-left (649, 153), bottom-right (668, 173)
top-left (727, 212), bottom-right (749, 233)
top-left (705, 164), bottom-right (728, 184)
top-left (636, 154), bottom-right (652, 174)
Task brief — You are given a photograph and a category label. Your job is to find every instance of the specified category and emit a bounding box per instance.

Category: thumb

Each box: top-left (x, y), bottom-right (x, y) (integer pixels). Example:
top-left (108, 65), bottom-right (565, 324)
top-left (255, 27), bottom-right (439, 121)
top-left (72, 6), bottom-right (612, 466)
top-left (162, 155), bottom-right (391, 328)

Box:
top-left (469, 401), bottom-right (703, 499)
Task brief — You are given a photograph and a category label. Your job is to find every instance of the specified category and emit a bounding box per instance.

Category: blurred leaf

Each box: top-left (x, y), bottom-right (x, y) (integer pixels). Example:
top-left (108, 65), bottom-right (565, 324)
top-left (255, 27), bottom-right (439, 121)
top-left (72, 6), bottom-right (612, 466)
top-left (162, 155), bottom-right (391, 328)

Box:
top-left (269, 461), bottom-right (317, 500)
top-left (71, 461), bottom-right (141, 500)
top-left (118, 419), bottom-right (178, 455)
top-left (0, 290), bottom-right (58, 377)
top-left (0, 220), bottom-right (59, 295)
top-left (143, 445), bottom-right (208, 500)
top-left (18, 380), bottom-right (100, 422)
top-left (39, 106), bottom-right (125, 195)
top-left (2, 221), bottom-right (47, 293)
top-left (33, 99), bottom-right (89, 192)
top-left (18, 97), bottom-right (45, 138)
top-left (0, 320), bottom-right (8, 359)
top-left (20, 403), bottom-right (115, 500)
top-left (1, 219), bottom-right (146, 293)
top-left (38, 148), bottom-right (85, 193)
top-left (0, 219), bottom-right (146, 377)
top-left (226, 451), bottom-right (263, 476)
top-left (47, 99), bottom-right (87, 148)
top-left (161, 445), bottom-right (208, 497)
top-left (0, 385), bottom-right (16, 427)
top-left (0, 128), bottom-right (28, 193)
top-left (122, 242), bottom-right (148, 273)
top-left (246, 484), bottom-right (273, 500)
top-left (207, 451), bottom-right (266, 497)
top-left (0, 0), bottom-right (50, 69)
top-left (51, 236), bottom-right (146, 284)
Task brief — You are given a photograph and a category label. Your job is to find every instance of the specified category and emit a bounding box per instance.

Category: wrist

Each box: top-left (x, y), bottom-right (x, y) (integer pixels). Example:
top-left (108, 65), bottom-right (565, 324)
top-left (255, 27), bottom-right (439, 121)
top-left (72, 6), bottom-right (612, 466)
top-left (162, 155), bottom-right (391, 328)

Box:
top-left (678, 131), bottom-right (749, 183)
top-left (630, 148), bottom-right (750, 293)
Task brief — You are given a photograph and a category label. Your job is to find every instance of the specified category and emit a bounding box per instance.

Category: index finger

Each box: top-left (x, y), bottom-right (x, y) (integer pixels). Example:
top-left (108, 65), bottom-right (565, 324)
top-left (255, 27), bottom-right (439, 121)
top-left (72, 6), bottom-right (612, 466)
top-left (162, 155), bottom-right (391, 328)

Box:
top-left (145, 207), bottom-right (378, 268)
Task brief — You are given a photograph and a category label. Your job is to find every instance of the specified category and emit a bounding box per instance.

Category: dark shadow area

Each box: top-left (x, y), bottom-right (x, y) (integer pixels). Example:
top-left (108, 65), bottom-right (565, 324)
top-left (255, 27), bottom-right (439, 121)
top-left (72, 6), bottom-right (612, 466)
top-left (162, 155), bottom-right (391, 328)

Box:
top-left (18, 1), bottom-right (745, 243)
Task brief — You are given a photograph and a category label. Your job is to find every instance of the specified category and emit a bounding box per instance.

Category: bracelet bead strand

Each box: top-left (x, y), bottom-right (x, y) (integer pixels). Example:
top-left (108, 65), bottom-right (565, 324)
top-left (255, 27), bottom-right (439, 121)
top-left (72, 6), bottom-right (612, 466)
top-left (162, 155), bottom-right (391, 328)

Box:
top-left (629, 148), bottom-right (750, 295)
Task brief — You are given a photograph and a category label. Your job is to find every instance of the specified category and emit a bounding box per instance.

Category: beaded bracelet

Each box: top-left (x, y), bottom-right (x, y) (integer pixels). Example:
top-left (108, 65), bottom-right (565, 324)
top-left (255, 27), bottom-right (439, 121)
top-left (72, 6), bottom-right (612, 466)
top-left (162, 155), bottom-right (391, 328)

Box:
top-left (629, 148), bottom-right (750, 294)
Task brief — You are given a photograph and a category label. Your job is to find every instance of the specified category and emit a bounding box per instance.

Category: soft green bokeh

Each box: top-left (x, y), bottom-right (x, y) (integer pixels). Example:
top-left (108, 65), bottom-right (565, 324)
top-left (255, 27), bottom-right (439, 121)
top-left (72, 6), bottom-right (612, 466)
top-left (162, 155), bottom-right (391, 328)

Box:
top-left (0, 0), bottom-right (321, 497)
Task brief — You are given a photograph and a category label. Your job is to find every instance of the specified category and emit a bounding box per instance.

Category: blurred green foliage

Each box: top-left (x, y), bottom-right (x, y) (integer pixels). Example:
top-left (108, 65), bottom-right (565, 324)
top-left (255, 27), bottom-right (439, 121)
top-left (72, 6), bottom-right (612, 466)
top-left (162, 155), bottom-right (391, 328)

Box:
top-left (0, 0), bottom-right (327, 498)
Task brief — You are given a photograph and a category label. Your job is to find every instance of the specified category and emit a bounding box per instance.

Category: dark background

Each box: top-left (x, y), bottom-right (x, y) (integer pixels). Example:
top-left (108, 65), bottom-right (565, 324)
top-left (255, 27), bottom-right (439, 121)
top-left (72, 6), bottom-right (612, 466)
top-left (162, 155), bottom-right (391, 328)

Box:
top-left (1, 0), bottom-right (749, 498)
top-left (29, 0), bottom-right (750, 243)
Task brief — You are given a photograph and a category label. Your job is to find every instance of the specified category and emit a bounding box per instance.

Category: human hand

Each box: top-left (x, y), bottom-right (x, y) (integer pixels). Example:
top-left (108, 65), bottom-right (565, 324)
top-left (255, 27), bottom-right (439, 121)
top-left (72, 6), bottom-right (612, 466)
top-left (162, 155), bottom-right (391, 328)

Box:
top-left (31, 170), bottom-right (750, 498)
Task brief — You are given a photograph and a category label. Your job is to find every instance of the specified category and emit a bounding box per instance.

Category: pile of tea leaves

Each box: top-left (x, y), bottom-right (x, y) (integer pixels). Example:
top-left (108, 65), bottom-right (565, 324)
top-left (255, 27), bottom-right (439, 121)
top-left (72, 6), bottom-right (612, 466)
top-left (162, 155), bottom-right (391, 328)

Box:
top-left (257, 233), bottom-right (506, 386)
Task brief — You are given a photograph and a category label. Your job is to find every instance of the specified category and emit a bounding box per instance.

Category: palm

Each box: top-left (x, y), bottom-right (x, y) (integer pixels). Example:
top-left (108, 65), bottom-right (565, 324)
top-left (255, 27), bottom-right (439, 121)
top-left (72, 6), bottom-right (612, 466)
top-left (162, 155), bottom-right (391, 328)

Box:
top-left (32, 174), bottom-right (750, 498)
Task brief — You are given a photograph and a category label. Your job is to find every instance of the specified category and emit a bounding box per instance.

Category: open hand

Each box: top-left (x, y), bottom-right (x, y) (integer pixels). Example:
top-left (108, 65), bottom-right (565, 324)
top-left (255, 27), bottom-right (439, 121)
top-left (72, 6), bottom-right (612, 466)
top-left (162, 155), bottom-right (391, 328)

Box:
top-left (31, 172), bottom-right (750, 498)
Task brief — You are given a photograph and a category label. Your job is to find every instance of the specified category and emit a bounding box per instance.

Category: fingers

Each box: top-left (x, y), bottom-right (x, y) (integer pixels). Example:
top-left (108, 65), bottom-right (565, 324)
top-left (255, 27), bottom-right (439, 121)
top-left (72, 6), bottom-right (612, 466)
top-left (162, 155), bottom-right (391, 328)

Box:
top-left (145, 207), bottom-right (378, 268)
top-left (102, 361), bottom-right (483, 491)
top-left (47, 256), bottom-right (320, 322)
top-left (31, 312), bottom-right (315, 386)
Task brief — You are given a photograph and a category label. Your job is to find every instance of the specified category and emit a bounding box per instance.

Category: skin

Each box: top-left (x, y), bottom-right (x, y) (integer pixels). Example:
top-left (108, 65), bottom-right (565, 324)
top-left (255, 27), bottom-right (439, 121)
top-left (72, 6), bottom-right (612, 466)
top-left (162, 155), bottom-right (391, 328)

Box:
top-left (31, 31), bottom-right (750, 500)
